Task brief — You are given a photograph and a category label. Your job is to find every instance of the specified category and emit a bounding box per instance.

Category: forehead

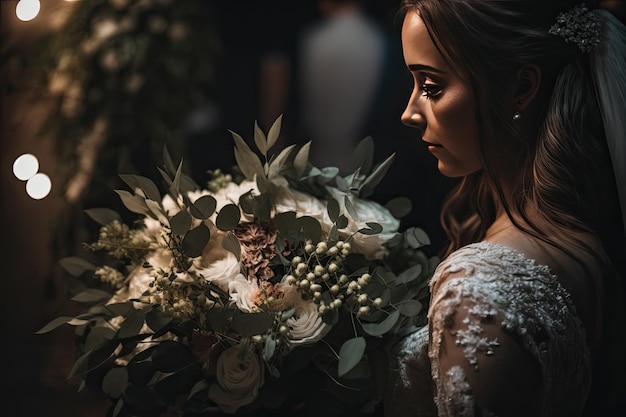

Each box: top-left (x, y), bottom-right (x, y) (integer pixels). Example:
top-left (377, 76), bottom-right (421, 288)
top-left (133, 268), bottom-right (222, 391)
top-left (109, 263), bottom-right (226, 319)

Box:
top-left (401, 11), bottom-right (450, 72)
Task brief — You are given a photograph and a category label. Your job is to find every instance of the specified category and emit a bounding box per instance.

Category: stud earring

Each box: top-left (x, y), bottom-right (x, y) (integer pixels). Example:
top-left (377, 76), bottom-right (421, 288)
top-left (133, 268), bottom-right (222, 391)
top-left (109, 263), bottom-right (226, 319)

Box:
top-left (512, 111), bottom-right (522, 121)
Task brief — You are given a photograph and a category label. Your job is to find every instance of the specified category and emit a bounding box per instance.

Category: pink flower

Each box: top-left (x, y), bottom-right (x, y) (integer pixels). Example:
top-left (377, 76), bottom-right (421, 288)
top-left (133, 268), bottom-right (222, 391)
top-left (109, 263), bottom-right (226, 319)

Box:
top-left (233, 222), bottom-right (277, 282)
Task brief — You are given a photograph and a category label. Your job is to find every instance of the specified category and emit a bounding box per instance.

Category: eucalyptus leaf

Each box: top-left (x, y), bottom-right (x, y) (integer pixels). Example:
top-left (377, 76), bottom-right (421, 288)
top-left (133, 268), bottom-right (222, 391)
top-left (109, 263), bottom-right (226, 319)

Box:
top-left (112, 398), bottom-right (124, 417)
top-left (231, 130), bottom-right (264, 180)
top-left (274, 211), bottom-right (298, 235)
top-left (253, 120), bottom-right (268, 157)
top-left (157, 167), bottom-right (173, 191)
top-left (146, 199), bottom-right (168, 225)
top-left (206, 307), bottom-right (235, 331)
top-left (397, 264), bottom-right (423, 285)
top-left (182, 223), bottom-right (211, 258)
top-left (146, 308), bottom-right (173, 333)
top-left (337, 337), bottom-right (366, 377)
top-left (189, 195), bottom-right (217, 220)
top-left (59, 256), bottom-right (97, 277)
top-left (239, 190), bottom-right (255, 214)
top-left (351, 136), bottom-right (374, 175)
top-left (385, 196), bottom-right (413, 219)
top-left (231, 312), bottom-right (274, 337)
top-left (119, 174), bottom-right (161, 202)
top-left (115, 189), bottom-right (149, 215)
top-left (336, 214), bottom-right (349, 229)
top-left (281, 308), bottom-right (295, 321)
top-left (298, 216), bottom-right (322, 243)
top-left (68, 340), bottom-right (120, 379)
top-left (188, 380), bottom-right (210, 399)
top-left (162, 146), bottom-right (177, 177)
top-left (85, 326), bottom-right (117, 351)
top-left (293, 141), bottom-right (311, 177)
top-left (266, 114), bottom-right (283, 152)
top-left (102, 367), bottom-right (129, 399)
top-left (327, 198), bottom-right (340, 222)
top-left (169, 160), bottom-right (185, 199)
top-left (344, 195), bottom-right (358, 220)
top-left (72, 288), bottom-right (114, 303)
top-left (357, 222), bottom-right (383, 235)
top-left (268, 144), bottom-right (296, 179)
top-left (360, 153), bottom-right (396, 198)
top-left (361, 309), bottom-right (400, 337)
top-left (170, 210), bottom-right (192, 235)
top-left (407, 227), bottom-right (431, 248)
top-left (263, 335), bottom-right (277, 361)
top-left (215, 204), bottom-right (241, 231)
top-left (35, 316), bottom-right (90, 334)
top-left (118, 309), bottom-right (148, 339)
top-left (222, 232), bottom-right (241, 259)
top-left (84, 208), bottom-right (122, 226)
top-left (255, 173), bottom-right (273, 196)
top-left (397, 300), bottom-right (423, 317)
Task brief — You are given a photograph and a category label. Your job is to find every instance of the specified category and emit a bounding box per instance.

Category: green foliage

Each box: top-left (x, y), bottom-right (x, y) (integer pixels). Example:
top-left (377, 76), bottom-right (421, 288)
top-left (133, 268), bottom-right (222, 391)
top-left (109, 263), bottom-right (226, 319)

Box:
top-left (37, 116), bottom-right (438, 416)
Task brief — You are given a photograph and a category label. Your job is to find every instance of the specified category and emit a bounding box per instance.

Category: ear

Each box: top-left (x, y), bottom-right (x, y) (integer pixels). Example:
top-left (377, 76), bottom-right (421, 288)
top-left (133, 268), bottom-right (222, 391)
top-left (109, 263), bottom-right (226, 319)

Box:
top-left (511, 64), bottom-right (541, 112)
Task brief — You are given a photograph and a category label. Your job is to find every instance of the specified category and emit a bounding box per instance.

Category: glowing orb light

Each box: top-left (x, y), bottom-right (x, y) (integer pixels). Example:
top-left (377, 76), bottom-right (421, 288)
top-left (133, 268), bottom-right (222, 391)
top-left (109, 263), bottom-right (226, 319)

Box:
top-left (16, 0), bottom-right (41, 22)
top-left (13, 153), bottom-right (39, 181)
top-left (26, 173), bottom-right (52, 200)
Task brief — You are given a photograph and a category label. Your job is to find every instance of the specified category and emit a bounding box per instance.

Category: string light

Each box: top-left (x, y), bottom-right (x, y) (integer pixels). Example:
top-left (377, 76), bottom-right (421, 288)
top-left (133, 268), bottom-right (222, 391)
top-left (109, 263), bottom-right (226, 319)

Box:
top-left (15, 0), bottom-right (41, 22)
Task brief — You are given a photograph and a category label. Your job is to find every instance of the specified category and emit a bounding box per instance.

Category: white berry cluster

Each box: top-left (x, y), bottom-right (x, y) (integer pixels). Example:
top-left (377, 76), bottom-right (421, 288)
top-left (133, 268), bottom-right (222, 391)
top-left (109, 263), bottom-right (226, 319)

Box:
top-left (284, 240), bottom-right (382, 318)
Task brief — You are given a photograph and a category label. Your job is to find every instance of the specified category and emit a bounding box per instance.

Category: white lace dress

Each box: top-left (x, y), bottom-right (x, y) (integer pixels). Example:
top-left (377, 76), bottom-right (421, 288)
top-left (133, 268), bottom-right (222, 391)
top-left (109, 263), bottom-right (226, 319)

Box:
top-left (387, 241), bottom-right (591, 417)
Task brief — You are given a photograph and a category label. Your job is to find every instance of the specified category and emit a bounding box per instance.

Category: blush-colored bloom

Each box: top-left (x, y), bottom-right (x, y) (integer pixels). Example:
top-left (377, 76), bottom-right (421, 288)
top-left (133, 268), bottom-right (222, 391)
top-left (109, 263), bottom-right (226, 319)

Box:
top-left (233, 222), bottom-right (277, 281)
top-left (228, 274), bottom-right (261, 312)
top-left (208, 345), bottom-right (264, 413)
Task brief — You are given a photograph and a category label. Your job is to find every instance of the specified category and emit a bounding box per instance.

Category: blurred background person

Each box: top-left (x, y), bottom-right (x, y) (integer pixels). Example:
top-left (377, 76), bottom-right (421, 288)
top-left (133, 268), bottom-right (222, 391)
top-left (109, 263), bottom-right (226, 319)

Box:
top-left (297, 0), bottom-right (387, 174)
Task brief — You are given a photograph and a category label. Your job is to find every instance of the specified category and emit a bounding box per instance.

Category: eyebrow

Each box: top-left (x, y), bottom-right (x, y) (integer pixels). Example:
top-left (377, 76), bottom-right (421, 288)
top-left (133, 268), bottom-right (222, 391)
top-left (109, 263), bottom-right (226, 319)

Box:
top-left (407, 64), bottom-right (448, 74)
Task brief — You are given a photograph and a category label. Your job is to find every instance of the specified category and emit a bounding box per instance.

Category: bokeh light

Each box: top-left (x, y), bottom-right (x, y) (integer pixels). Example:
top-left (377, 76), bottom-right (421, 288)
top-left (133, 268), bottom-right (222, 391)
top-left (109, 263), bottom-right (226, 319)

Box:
top-left (16, 0), bottom-right (41, 22)
top-left (26, 173), bottom-right (52, 200)
top-left (13, 153), bottom-right (39, 181)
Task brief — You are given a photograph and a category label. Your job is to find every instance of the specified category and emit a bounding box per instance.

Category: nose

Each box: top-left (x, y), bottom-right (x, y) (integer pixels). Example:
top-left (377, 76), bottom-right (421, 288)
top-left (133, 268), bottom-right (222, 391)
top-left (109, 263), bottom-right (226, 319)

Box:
top-left (401, 92), bottom-right (426, 136)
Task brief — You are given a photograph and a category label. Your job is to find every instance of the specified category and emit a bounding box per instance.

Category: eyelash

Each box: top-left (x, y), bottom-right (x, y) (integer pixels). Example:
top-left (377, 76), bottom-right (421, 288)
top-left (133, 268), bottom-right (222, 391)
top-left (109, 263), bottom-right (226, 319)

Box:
top-left (421, 83), bottom-right (442, 99)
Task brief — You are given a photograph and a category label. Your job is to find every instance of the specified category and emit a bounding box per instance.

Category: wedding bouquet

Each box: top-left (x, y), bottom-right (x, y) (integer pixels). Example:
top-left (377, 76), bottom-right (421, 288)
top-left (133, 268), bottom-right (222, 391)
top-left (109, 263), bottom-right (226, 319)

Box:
top-left (38, 116), bottom-right (437, 416)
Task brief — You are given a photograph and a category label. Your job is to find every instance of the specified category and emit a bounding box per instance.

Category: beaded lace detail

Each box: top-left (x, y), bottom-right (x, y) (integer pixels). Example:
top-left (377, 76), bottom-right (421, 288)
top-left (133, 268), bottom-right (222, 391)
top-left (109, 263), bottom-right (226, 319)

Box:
top-left (389, 241), bottom-right (591, 417)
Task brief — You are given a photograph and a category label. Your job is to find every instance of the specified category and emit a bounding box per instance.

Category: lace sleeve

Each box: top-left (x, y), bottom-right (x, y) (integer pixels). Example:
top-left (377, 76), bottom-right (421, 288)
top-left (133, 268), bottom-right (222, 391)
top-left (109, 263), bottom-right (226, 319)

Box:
top-left (429, 280), bottom-right (542, 417)
top-left (427, 242), bottom-right (591, 417)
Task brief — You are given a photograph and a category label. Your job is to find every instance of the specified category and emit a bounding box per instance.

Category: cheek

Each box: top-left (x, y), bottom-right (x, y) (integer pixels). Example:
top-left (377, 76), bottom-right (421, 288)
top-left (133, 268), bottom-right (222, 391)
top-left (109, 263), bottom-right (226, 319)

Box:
top-left (436, 93), bottom-right (479, 149)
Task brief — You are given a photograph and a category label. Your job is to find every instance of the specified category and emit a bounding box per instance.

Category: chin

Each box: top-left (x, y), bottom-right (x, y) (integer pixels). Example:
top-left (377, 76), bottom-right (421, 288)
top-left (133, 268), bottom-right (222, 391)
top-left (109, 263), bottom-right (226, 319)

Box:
top-left (437, 161), bottom-right (481, 178)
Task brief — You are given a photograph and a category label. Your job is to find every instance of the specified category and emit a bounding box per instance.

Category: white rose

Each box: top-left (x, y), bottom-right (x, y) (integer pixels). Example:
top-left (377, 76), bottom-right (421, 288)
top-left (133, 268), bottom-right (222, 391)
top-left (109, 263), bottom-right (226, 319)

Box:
top-left (193, 251), bottom-right (241, 293)
top-left (276, 281), bottom-right (330, 345)
top-left (209, 345), bottom-right (265, 414)
top-left (212, 180), bottom-right (257, 214)
top-left (327, 188), bottom-right (400, 260)
top-left (272, 177), bottom-right (333, 230)
top-left (228, 274), bottom-right (260, 312)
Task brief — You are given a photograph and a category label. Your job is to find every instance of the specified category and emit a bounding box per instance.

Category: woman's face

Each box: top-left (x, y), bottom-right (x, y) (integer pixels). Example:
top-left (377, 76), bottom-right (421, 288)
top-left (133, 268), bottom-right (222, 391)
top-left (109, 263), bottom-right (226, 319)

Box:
top-left (401, 11), bottom-right (482, 177)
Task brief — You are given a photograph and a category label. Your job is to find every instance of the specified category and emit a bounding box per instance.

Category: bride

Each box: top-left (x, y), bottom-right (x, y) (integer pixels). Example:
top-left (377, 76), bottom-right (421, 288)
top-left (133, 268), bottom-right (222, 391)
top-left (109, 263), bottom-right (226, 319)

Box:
top-left (386, 1), bottom-right (626, 416)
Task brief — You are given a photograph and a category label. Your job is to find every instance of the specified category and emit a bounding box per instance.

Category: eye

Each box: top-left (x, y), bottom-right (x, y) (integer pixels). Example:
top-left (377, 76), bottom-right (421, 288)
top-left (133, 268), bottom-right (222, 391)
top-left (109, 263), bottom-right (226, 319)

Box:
top-left (421, 83), bottom-right (442, 99)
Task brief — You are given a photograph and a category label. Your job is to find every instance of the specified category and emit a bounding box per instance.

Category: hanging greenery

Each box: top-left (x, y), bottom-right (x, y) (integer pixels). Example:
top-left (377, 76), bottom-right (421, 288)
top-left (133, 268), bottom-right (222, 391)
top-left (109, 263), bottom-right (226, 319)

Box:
top-left (33, 0), bottom-right (220, 207)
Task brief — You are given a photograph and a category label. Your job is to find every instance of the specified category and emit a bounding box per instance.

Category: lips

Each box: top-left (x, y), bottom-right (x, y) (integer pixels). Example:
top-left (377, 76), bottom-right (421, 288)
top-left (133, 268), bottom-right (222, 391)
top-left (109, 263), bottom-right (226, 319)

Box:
top-left (422, 139), bottom-right (442, 147)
